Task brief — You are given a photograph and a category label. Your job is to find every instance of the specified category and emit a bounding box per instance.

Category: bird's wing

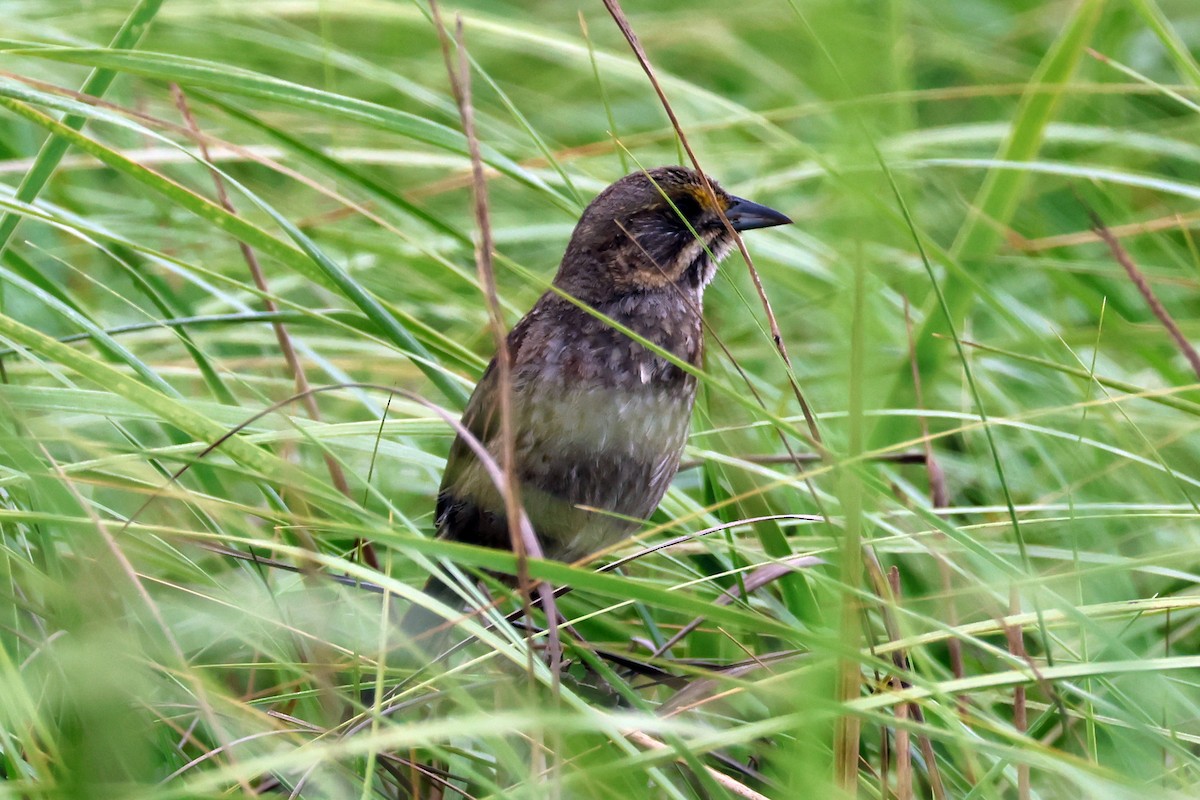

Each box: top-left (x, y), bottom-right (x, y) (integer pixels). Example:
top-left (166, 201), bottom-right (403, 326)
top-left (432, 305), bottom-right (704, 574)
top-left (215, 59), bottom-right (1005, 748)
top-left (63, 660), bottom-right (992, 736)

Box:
top-left (435, 310), bottom-right (538, 527)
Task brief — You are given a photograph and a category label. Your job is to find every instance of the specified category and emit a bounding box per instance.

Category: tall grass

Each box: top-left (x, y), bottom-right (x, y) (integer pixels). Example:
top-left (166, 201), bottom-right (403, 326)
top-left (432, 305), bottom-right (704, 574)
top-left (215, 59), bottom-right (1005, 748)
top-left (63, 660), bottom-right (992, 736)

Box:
top-left (1, 1), bottom-right (1199, 797)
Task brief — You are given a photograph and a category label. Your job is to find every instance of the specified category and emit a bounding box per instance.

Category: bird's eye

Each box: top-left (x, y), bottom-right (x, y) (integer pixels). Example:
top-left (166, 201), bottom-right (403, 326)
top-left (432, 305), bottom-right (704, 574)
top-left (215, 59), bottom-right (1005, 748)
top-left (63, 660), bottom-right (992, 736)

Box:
top-left (670, 193), bottom-right (702, 221)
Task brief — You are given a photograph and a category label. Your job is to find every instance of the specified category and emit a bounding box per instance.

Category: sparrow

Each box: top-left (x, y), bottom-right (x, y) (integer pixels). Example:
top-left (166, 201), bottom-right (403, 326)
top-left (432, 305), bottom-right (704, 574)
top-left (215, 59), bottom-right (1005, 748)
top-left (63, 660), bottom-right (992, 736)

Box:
top-left (404, 165), bottom-right (791, 638)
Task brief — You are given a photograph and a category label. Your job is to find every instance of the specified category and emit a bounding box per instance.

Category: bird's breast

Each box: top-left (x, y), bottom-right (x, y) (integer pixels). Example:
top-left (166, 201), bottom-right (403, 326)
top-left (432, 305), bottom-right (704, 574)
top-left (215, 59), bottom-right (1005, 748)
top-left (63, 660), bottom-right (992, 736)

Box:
top-left (445, 294), bottom-right (704, 560)
top-left (516, 379), bottom-right (695, 466)
top-left (508, 379), bottom-right (695, 560)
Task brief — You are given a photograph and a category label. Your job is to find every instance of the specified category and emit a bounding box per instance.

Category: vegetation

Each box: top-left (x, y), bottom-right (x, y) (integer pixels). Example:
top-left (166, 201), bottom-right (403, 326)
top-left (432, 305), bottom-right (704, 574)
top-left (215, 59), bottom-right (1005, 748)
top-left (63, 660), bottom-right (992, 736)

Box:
top-left (1, 0), bottom-right (1199, 797)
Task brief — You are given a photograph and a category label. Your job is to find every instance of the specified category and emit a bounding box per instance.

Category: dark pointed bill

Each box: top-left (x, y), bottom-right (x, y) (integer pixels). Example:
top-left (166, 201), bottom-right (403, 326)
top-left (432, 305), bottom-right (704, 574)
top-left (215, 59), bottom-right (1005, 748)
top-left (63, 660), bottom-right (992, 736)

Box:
top-left (724, 196), bottom-right (793, 231)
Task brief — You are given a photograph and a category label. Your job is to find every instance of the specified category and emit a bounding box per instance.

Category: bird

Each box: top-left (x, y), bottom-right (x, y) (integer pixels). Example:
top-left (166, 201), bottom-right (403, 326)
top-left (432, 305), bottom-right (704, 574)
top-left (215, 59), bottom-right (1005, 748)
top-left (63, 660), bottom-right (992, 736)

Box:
top-left (403, 165), bottom-right (791, 643)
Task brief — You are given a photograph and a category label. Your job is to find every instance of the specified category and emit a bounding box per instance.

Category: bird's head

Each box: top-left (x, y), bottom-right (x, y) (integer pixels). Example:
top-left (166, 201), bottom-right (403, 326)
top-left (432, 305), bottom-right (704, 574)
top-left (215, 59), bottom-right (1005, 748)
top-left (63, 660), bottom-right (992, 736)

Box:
top-left (554, 166), bottom-right (791, 301)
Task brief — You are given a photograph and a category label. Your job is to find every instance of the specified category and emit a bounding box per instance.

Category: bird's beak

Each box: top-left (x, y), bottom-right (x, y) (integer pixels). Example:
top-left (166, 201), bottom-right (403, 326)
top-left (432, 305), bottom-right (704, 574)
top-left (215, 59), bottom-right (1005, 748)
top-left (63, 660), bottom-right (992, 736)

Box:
top-left (724, 196), bottom-right (793, 231)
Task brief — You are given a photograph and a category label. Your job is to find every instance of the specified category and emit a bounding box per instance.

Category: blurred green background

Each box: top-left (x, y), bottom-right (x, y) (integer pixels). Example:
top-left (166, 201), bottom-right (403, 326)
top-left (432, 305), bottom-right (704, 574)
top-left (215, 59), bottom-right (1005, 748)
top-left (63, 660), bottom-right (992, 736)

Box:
top-left (1, 1), bottom-right (1199, 798)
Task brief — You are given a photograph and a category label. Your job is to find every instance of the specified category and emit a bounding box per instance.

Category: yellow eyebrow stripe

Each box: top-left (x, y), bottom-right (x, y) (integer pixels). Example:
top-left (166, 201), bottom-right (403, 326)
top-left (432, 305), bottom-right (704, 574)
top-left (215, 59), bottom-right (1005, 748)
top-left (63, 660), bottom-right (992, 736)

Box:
top-left (684, 184), bottom-right (725, 212)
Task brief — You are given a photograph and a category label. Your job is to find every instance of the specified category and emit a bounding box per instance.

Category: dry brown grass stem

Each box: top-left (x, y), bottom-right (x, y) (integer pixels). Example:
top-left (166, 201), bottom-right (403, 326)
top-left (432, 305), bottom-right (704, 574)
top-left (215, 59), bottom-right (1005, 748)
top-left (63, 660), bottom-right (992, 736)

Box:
top-left (624, 730), bottom-right (772, 800)
top-left (887, 568), bottom-right (913, 800)
top-left (1006, 590), bottom-right (1031, 800)
top-left (903, 295), bottom-right (967, 731)
top-left (1086, 206), bottom-right (1200, 380)
top-left (168, 83), bottom-right (377, 571)
top-left (1019, 209), bottom-right (1200, 252)
top-left (600, 0), bottom-right (825, 452)
top-left (428, 2), bottom-right (563, 686)
top-left (865, 556), bottom-right (947, 800)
